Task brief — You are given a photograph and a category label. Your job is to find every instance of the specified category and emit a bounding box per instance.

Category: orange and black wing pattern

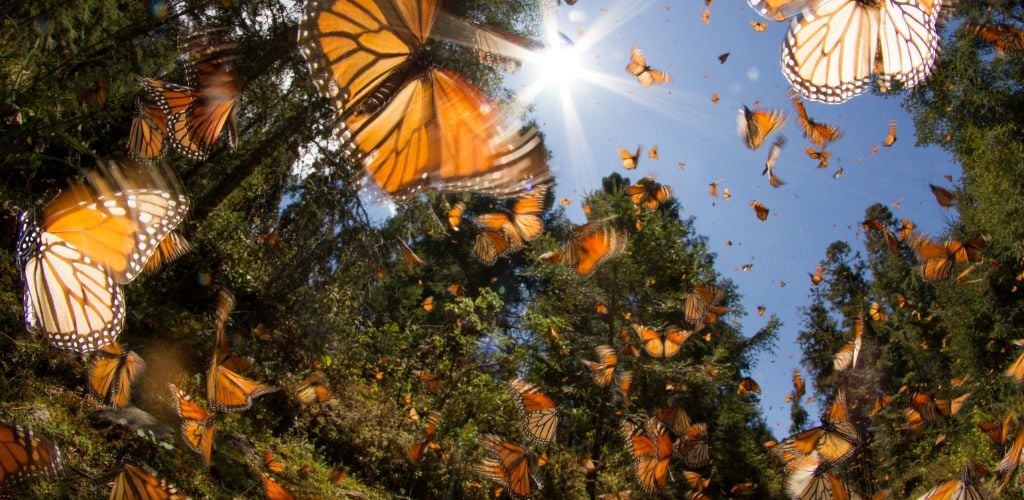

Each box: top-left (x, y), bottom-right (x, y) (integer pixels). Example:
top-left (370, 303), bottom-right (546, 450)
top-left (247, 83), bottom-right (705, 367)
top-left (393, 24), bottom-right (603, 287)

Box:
top-left (475, 435), bottom-right (536, 499)
top-left (127, 98), bottom-right (169, 162)
top-left (563, 218), bottom-right (628, 277)
top-left (168, 384), bottom-right (215, 466)
top-left (790, 91), bottom-right (842, 147)
top-left (508, 378), bottom-right (559, 445)
top-left (737, 105), bottom-right (787, 150)
top-left (626, 177), bottom-right (673, 210)
top-left (620, 419), bottom-right (672, 494)
top-left (298, 0), bottom-right (551, 199)
top-left (88, 341), bottom-right (145, 409)
top-left (582, 345), bottom-right (618, 387)
top-left (626, 45), bottom-right (671, 87)
top-left (109, 463), bottom-right (185, 500)
top-left (0, 421), bottom-right (64, 486)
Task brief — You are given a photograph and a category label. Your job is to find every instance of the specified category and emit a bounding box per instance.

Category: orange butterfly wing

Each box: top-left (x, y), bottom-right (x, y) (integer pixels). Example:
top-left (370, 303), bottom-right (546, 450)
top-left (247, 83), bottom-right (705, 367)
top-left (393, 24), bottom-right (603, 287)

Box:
top-left (110, 463), bottom-right (185, 500)
top-left (168, 384), bottom-right (215, 466)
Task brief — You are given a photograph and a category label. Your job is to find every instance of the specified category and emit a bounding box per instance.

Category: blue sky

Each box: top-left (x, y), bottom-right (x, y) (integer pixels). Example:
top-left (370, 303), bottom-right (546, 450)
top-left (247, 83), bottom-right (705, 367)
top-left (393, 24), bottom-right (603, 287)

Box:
top-left (502, 0), bottom-right (960, 437)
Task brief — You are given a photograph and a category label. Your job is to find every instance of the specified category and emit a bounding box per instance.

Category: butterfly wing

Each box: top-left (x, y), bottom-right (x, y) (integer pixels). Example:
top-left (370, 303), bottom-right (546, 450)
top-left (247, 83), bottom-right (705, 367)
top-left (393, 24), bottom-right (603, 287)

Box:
top-left (0, 421), bottom-right (64, 485)
top-left (110, 463), bottom-right (184, 500)
top-left (298, 0), bottom-right (432, 109)
top-left (19, 214), bottom-right (126, 353)
top-left (876, 0), bottom-right (941, 92)
top-left (564, 219), bottom-right (627, 277)
top-left (782, 0), bottom-right (878, 103)
top-left (507, 379), bottom-right (559, 445)
top-left (127, 100), bottom-right (168, 162)
top-left (262, 472), bottom-right (296, 500)
top-left (635, 325), bottom-right (664, 358)
top-left (168, 384), bottom-right (215, 466)
top-left (207, 362), bottom-right (278, 413)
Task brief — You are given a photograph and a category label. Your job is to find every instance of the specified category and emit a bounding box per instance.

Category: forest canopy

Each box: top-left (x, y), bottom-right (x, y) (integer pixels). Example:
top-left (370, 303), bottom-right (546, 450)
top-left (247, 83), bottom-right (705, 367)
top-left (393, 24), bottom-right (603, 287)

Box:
top-left (1, 0), bottom-right (1024, 499)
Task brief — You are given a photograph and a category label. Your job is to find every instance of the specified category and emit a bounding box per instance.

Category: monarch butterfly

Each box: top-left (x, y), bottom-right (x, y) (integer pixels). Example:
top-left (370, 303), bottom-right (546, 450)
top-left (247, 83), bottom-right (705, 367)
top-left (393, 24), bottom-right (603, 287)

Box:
top-left (783, 453), bottom-right (852, 500)
top-left (979, 414), bottom-right (1014, 446)
top-left (293, 373), bottom-right (332, 405)
top-left (787, 389), bottom-right (859, 464)
top-left (763, 136), bottom-right (786, 187)
top-left (421, 296), bottom-right (434, 311)
top-left (738, 377), bottom-right (762, 394)
top-left (684, 470), bottom-right (711, 492)
top-left (615, 370), bottom-right (634, 404)
top-left (17, 163), bottom-right (189, 352)
top-left (634, 324), bottom-right (690, 359)
top-left (863, 218), bottom-right (902, 255)
top-left (884, 120), bottom-right (898, 147)
top-left (833, 310), bottom-right (863, 372)
top-left (792, 369), bottom-right (805, 400)
top-left (710, 92), bottom-right (720, 104)
top-left (298, 0), bottom-right (551, 199)
top-left (507, 378), bottom-right (559, 445)
top-left (790, 91), bottom-right (842, 148)
top-left (626, 46), bottom-right (671, 87)
top-left (168, 384), bottom-right (216, 466)
top-left (929, 184), bottom-right (956, 209)
top-left (907, 232), bottom-right (987, 282)
top-left (655, 404), bottom-right (692, 435)
top-left (708, 178), bottom-right (725, 197)
top-left (870, 394), bottom-right (892, 416)
top-left (139, 33), bottom-right (240, 161)
top-left (89, 341), bottom-right (145, 409)
top-left (0, 421), bottom-right (64, 487)
top-left (127, 98), bottom-right (170, 162)
top-left (737, 105), bottom-right (787, 150)
top-left (717, 52), bottom-right (730, 64)
top-left (750, 20), bottom-right (768, 31)
top-left (208, 313), bottom-right (278, 413)
top-left (109, 462), bottom-right (185, 500)
top-left (1006, 339), bottom-right (1024, 383)
top-left (626, 177), bottom-right (673, 210)
top-left (618, 146), bottom-right (641, 170)
top-left (678, 422), bottom-right (710, 468)
top-left (620, 419), bottom-right (672, 494)
top-left (935, 393), bottom-right (970, 417)
top-left (413, 366), bottom-right (442, 395)
top-left (757, 305), bottom-right (766, 316)
top-left (781, 0), bottom-right (942, 104)
top-left (701, 9), bottom-right (710, 24)
top-left (562, 218), bottom-right (628, 277)
top-left (398, 240), bottom-right (424, 273)
top-left (967, 23), bottom-right (1024, 56)
top-left (804, 147), bottom-right (830, 168)
top-left (809, 263), bottom-right (824, 285)
top-left (919, 467), bottom-right (985, 500)
top-left (750, 200), bottom-right (770, 221)
top-left (447, 202), bottom-right (466, 231)
top-left (684, 284), bottom-right (730, 326)
top-left (647, 146), bottom-right (659, 159)
top-left (262, 472), bottom-right (295, 500)
top-left (263, 451), bottom-right (284, 474)
top-left (473, 188), bottom-right (546, 265)
top-left (475, 435), bottom-right (540, 499)
top-left (582, 345), bottom-right (618, 387)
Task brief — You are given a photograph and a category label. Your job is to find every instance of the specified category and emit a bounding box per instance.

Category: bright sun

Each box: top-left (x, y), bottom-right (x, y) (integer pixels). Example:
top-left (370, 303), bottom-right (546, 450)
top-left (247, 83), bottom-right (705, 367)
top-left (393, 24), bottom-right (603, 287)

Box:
top-left (532, 35), bottom-right (582, 89)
